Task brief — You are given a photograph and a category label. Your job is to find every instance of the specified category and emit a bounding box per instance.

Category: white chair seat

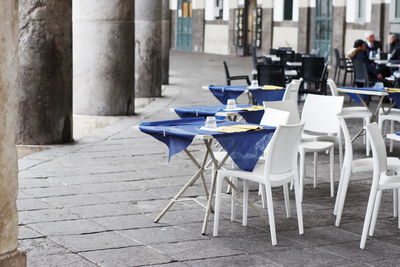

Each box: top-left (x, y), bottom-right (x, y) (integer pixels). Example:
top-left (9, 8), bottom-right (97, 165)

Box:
top-left (219, 167), bottom-right (295, 187)
top-left (352, 157), bottom-right (400, 173)
top-left (299, 141), bottom-right (334, 152)
top-left (342, 107), bottom-right (372, 119)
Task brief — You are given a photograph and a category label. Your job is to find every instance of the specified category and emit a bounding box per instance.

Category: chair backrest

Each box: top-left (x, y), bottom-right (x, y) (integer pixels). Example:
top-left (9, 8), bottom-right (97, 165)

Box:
top-left (263, 100), bottom-right (300, 124)
top-left (334, 48), bottom-right (342, 68)
top-left (301, 94), bottom-right (344, 134)
top-left (223, 60), bottom-right (230, 80)
top-left (260, 107), bottom-right (290, 127)
top-left (327, 79), bottom-right (339, 96)
top-left (252, 46), bottom-right (258, 69)
top-left (283, 82), bottom-right (294, 100)
top-left (302, 57), bottom-right (325, 82)
top-left (365, 123), bottom-right (388, 174)
top-left (337, 114), bottom-right (353, 169)
top-left (352, 57), bottom-right (369, 86)
top-left (264, 123), bottom-right (305, 176)
top-left (256, 64), bottom-right (285, 87)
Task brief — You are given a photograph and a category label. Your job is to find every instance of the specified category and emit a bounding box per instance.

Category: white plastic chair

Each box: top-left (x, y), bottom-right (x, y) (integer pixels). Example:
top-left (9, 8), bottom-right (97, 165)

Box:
top-left (334, 115), bottom-right (400, 227)
top-left (283, 78), bottom-right (302, 102)
top-left (263, 100), bottom-right (300, 124)
top-left (213, 123), bottom-right (305, 246)
top-left (328, 79), bottom-right (372, 156)
top-left (298, 94), bottom-right (344, 200)
top-left (378, 108), bottom-right (400, 153)
top-left (360, 122), bottom-right (400, 249)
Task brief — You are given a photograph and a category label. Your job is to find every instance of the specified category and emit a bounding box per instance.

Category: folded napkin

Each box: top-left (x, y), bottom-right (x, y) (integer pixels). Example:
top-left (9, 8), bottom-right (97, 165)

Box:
top-left (227, 105), bottom-right (264, 111)
top-left (261, 85), bottom-right (284, 90)
top-left (386, 88), bottom-right (400, 93)
top-left (216, 124), bottom-right (263, 133)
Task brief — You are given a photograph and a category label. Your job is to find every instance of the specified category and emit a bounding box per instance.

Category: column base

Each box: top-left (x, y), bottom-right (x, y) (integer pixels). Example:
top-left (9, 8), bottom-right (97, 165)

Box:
top-left (0, 249), bottom-right (26, 267)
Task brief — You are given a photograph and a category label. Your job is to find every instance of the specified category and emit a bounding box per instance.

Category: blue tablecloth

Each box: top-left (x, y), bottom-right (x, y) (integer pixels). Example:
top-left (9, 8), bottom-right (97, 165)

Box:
top-left (139, 117), bottom-right (275, 171)
top-left (249, 89), bottom-right (286, 105)
top-left (174, 105), bottom-right (264, 124)
top-left (208, 85), bottom-right (248, 104)
top-left (388, 92), bottom-right (400, 108)
top-left (208, 85), bottom-right (285, 105)
top-left (341, 86), bottom-right (386, 104)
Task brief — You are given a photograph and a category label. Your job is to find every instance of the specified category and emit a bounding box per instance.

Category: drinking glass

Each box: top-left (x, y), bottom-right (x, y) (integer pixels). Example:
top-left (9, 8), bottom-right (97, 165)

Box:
top-left (226, 99), bottom-right (237, 110)
top-left (205, 116), bottom-right (217, 129)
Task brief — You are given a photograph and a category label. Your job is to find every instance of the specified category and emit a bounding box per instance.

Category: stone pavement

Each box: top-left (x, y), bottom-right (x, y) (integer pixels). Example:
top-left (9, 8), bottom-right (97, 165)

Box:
top-left (18, 51), bottom-right (400, 266)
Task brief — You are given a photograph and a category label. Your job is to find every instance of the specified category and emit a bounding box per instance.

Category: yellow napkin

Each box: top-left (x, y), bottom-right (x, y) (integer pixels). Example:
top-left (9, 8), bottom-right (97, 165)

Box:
top-left (227, 105), bottom-right (264, 111)
top-left (216, 124), bottom-right (263, 133)
top-left (261, 85), bottom-right (284, 90)
top-left (386, 88), bottom-right (400, 93)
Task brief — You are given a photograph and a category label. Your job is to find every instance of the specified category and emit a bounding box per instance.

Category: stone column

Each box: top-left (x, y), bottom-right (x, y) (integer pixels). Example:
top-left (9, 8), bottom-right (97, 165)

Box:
top-left (297, 1), bottom-right (311, 54)
top-left (73, 0), bottom-right (135, 116)
top-left (17, 0), bottom-right (72, 145)
top-left (0, 0), bottom-right (27, 266)
top-left (135, 0), bottom-right (162, 98)
top-left (332, 0), bottom-right (346, 55)
top-left (161, 0), bottom-right (171, 85)
top-left (261, 1), bottom-right (273, 53)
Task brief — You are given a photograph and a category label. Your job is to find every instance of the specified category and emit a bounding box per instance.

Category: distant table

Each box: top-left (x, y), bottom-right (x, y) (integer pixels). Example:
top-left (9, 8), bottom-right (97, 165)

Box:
top-left (172, 104), bottom-right (264, 124)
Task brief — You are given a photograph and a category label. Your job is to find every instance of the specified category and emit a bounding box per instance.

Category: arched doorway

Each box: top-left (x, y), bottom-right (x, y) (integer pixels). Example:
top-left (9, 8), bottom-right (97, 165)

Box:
top-left (314, 0), bottom-right (332, 59)
top-left (176, 0), bottom-right (193, 51)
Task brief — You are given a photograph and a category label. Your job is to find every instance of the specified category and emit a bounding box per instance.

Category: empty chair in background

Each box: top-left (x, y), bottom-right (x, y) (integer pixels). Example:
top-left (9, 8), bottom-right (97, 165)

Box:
top-left (256, 64), bottom-right (285, 87)
top-left (223, 61), bottom-right (250, 86)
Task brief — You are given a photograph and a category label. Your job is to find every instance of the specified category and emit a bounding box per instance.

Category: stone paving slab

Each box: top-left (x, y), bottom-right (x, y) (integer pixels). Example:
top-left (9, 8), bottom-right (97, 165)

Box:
top-left (17, 51), bottom-right (400, 266)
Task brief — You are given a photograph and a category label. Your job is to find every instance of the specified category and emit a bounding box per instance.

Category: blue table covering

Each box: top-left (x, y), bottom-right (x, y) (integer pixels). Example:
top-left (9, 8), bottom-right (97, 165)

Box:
top-left (174, 105), bottom-right (264, 124)
top-left (341, 86), bottom-right (386, 104)
top-left (249, 89), bottom-right (286, 105)
top-left (139, 117), bottom-right (275, 171)
top-left (208, 85), bottom-right (248, 104)
top-left (208, 85), bottom-right (285, 105)
top-left (388, 92), bottom-right (400, 108)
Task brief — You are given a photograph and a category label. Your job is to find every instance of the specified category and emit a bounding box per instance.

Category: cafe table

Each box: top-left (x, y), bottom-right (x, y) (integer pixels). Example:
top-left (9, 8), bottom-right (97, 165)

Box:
top-left (138, 117), bottom-right (275, 234)
top-left (338, 86), bottom-right (388, 141)
top-left (172, 104), bottom-right (264, 124)
top-left (203, 85), bottom-right (286, 105)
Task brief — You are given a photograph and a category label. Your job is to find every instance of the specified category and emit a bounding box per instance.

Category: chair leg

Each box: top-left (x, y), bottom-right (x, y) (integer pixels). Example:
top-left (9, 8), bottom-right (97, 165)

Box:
top-left (369, 190), bottom-right (383, 237)
top-left (335, 167), bottom-right (351, 227)
top-left (299, 150), bottom-right (305, 202)
top-left (390, 121), bottom-right (394, 153)
top-left (398, 188), bottom-right (400, 229)
top-left (360, 181), bottom-right (379, 249)
top-left (260, 183), bottom-right (267, 209)
top-left (231, 177), bottom-right (238, 221)
top-left (393, 188), bottom-right (398, 218)
top-left (330, 147), bottom-right (335, 198)
top-left (283, 184), bottom-right (291, 218)
top-left (293, 178), bottom-right (304, 235)
top-left (338, 132), bottom-right (343, 169)
top-left (213, 174), bottom-right (224, 237)
top-left (334, 164), bottom-right (345, 216)
top-left (242, 179), bottom-right (249, 226)
top-left (334, 67), bottom-right (338, 82)
top-left (313, 152), bottom-right (318, 189)
top-left (265, 184), bottom-right (277, 246)
top-left (343, 70), bottom-right (347, 86)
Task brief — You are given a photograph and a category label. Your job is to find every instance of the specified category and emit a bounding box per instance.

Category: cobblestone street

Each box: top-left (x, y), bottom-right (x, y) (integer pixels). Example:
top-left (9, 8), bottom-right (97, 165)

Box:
top-left (17, 51), bottom-right (400, 266)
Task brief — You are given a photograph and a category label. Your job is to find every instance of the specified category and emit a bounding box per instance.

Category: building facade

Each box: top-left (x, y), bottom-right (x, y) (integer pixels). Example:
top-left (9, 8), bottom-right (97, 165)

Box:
top-left (170, 0), bottom-right (400, 59)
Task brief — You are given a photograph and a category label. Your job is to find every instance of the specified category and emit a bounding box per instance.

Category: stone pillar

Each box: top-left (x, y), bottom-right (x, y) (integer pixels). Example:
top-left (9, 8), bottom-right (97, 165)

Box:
top-left (297, 1), bottom-right (311, 54)
top-left (135, 0), bottom-right (162, 98)
top-left (332, 0), bottom-right (346, 55)
top-left (161, 0), bottom-right (171, 85)
top-left (0, 0), bottom-right (27, 266)
top-left (17, 0), bottom-right (72, 145)
top-left (73, 0), bottom-right (135, 116)
top-left (261, 1), bottom-right (273, 53)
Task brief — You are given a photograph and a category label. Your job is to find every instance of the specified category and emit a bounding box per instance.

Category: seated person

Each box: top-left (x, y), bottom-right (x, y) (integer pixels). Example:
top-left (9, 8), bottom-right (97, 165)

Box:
top-left (365, 31), bottom-right (382, 54)
top-left (348, 39), bottom-right (378, 80)
top-left (388, 34), bottom-right (399, 54)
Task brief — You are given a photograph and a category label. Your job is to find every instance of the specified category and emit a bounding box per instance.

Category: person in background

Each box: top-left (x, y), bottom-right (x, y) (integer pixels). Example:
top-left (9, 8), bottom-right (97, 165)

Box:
top-left (365, 31), bottom-right (382, 54)
top-left (388, 34), bottom-right (399, 54)
top-left (348, 39), bottom-right (379, 80)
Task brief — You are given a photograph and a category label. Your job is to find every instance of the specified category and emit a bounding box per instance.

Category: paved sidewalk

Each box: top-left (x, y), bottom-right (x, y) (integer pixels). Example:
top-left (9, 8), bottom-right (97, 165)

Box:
top-left (18, 51), bottom-right (400, 266)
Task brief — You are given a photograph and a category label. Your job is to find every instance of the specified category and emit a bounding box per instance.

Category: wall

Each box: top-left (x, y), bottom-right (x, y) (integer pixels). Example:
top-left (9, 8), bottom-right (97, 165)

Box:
top-left (272, 26), bottom-right (298, 50)
top-left (204, 24), bottom-right (230, 54)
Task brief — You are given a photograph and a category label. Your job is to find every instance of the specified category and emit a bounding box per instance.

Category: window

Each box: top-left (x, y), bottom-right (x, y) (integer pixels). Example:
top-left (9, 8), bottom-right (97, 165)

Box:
top-left (205, 0), bottom-right (229, 21)
top-left (396, 0), bottom-right (400, 18)
top-left (284, 0), bottom-right (293, 20)
top-left (357, 0), bottom-right (366, 20)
